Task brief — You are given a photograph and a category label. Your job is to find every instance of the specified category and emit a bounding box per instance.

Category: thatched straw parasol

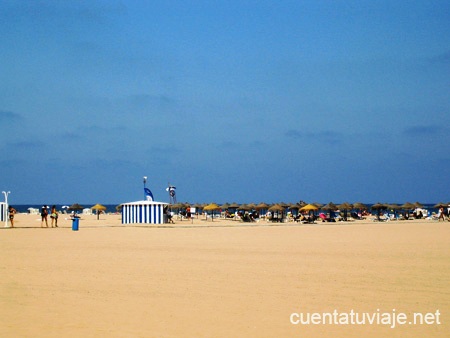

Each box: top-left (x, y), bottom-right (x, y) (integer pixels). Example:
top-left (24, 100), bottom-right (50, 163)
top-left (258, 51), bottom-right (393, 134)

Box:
top-left (203, 203), bottom-right (220, 221)
top-left (322, 202), bottom-right (338, 219)
top-left (371, 203), bottom-right (387, 221)
top-left (353, 202), bottom-right (367, 210)
top-left (401, 202), bottom-right (415, 210)
top-left (91, 204), bottom-right (107, 220)
top-left (255, 202), bottom-right (270, 210)
top-left (238, 203), bottom-right (251, 211)
top-left (433, 202), bottom-right (447, 209)
top-left (299, 204), bottom-right (319, 212)
top-left (268, 204), bottom-right (285, 221)
top-left (220, 203), bottom-right (230, 210)
top-left (68, 203), bottom-right (83, 213)
top-left (203, 203), bottom-right (220, 211)
top-left (337, 202), bottom-right (353, 221)
top-left (322, 202), bottom-right (338, 211)
top-left (268, 204), bottom-right (284, 212)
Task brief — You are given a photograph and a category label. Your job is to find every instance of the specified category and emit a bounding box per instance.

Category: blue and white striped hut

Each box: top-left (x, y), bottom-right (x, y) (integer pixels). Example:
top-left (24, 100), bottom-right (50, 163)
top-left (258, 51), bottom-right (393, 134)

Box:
top-left (121, 200), bottom-right (168, 225)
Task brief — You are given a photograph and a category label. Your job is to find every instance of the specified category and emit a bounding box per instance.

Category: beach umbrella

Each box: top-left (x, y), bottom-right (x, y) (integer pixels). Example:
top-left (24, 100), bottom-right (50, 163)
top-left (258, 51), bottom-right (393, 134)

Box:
top-left (91, 203), bottom-right (106, 210)
top-left (322, 202), bottom-right (338, 210)
top-left (203, 203), bottom-right (220, 210)
top-left (299, 203), bottom-right (319, 221)
top-left (288, 203), bottom-right (300, 210)
top-left (400, 202), bottom-right (416, 219)
top-left (353, 202), bottom-right (368, 217)
top-left (371, 202), bottom-right (387, 210)
top-left (247, 203), bottom-right (257, 210)
top-left (268, 204), bottom-right (285, 221)
top-left (287, 203), bottom-right (300, 216)
top-left (68, 203), bottom-right (83, 213)
top-left (91, 204), bottom-right (107, 220)
top-left (299, 204), bottom-right (319, 212)
top-left (268, 204), bottom-right (284, 212)
top-left (338, 202), bottom-right (353, 221)
top-left (322, 202), bottom-right (338, 219)
top-left (401, 202), bottom-right (415, 210)
top-left (414, 201), bottom-right (423, 208)
top-left (432, 202), bottom-right (447, 209)
top-left (255, 202), bottom-right (270, 218)
top-left (238, 203), bottom-right (251, 211)
top-left (255, 202), bottom-right (270, 210)
top-left (371, 203), bottom-right (387, 221)
top-left (338, 202), bottom-right (353, 210)
top-left (228, 202), bottom-right (240, 209)
top-left (203, 203), bottom-right (220, 221)
top-left (220, 203), bottom-right (230, 210)
top-left (256, 202), bottom-right (270, 209)
top-left (387, 204), bottom-right (401, 219)
top-left (225, 202), bottom-right (240, 219)
top-left (353, 202), bottom-right (367, 210)
top-left (278, 202), bottom-right (289, 209)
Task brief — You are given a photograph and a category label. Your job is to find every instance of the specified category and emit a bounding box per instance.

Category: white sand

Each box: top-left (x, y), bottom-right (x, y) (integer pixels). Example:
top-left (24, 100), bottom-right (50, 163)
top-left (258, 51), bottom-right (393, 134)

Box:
top-left (0, 214), bottom-right (449, 337)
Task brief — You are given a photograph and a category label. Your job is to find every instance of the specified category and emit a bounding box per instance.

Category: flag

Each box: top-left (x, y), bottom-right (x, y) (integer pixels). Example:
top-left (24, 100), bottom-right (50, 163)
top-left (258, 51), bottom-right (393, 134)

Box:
top-left (166, 185), bottom-right (176, 197)
top-left (144, 188), bottom-right (154, 201)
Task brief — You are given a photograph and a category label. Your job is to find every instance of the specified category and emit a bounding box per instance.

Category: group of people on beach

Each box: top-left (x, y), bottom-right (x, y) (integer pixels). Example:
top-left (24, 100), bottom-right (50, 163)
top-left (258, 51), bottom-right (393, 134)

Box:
top-left (5, 205), bottom-right (59, 228)
top-left (40, 205), bottom-right (59, 227)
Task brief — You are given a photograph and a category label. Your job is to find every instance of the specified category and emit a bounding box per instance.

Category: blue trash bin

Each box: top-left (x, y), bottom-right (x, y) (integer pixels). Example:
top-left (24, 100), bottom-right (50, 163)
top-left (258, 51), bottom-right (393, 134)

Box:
top-left (72, 218), bottom-right (79, 231)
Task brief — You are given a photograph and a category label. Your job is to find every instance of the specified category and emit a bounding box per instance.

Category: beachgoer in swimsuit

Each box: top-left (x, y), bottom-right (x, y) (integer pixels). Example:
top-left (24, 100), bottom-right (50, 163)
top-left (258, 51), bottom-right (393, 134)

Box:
top-left (50, 205), bottom-right (58, 227)
top-left (8, 206), bottom-right (16, 227)
top-left (41, 206), bottom-right (49, 227)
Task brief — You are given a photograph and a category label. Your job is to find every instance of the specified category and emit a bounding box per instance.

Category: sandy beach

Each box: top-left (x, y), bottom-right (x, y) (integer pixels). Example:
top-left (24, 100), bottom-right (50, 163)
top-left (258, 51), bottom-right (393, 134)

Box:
top-left (0, 213), bottom-right (449, 337)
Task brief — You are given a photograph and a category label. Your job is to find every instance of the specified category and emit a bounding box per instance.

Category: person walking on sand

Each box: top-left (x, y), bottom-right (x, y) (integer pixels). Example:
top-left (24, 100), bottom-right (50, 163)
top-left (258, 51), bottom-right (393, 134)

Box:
top-left (50, 205), bottom-right (58, 227)
top-left (41, 206), bottom-right (49, 227)
top-left (8, 206), bottom-right (16, 228)
top-left (438, 207), bottom-right (446, 221)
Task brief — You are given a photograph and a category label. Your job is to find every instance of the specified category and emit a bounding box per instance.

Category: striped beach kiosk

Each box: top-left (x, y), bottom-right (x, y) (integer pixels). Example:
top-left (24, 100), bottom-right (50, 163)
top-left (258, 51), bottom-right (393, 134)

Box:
top-left (121, 200), bottom-right (168, 225)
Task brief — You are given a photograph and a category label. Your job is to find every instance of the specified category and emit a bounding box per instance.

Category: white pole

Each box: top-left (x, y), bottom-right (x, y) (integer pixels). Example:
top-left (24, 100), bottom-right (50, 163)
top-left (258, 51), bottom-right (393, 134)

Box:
top-left (2, 191), bottom-right (10, 228)
top-left (143, 176), bottom-right (147, 200)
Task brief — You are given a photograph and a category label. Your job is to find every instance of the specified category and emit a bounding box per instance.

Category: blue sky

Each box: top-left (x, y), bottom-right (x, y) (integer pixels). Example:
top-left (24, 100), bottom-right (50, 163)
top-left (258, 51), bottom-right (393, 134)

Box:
top-left (1, 0), bottom-right (449, 205)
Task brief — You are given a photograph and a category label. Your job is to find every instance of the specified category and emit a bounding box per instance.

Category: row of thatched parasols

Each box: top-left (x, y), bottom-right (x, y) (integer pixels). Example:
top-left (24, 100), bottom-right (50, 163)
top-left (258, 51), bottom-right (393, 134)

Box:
top-left (174, 201), bottom-right (448, 221)
top-left (174, 201), bottom-right (440, 212)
